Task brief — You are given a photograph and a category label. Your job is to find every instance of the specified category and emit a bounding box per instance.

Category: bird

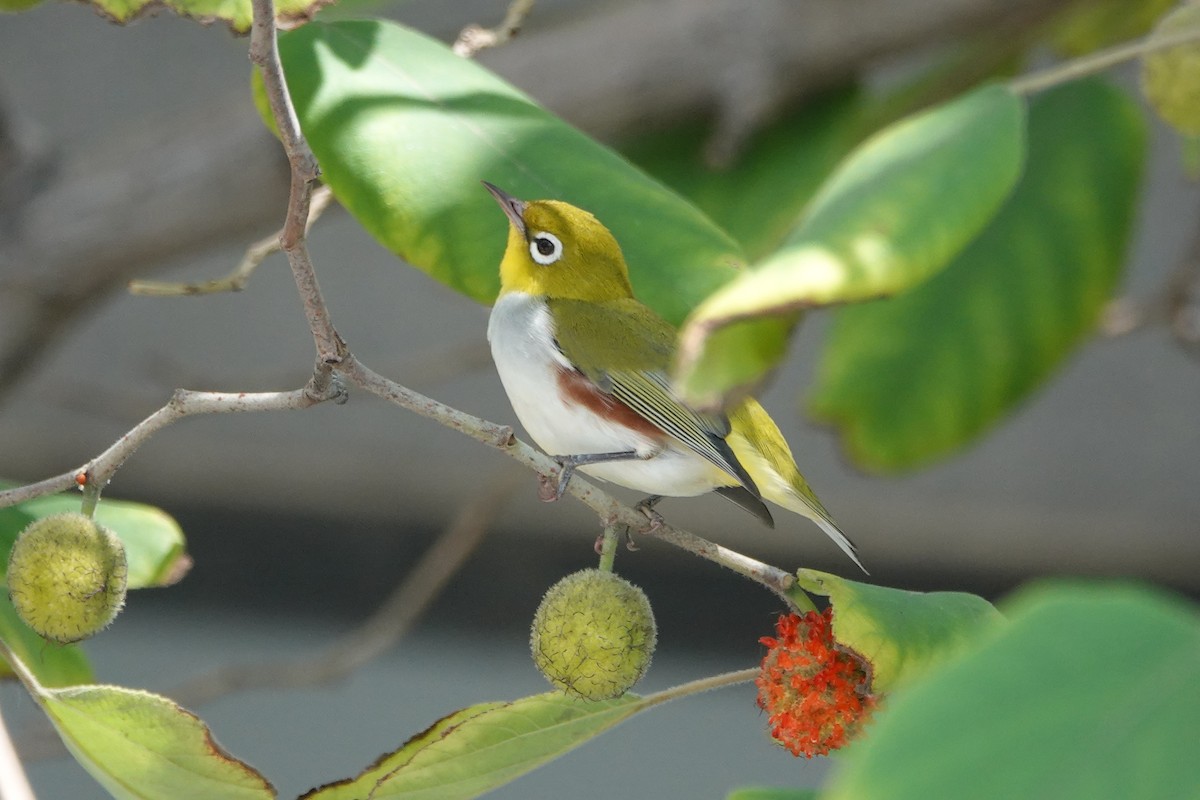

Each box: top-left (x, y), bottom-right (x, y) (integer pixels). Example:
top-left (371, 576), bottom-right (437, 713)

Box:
top-left (483, 182), bottom-right (865, 573)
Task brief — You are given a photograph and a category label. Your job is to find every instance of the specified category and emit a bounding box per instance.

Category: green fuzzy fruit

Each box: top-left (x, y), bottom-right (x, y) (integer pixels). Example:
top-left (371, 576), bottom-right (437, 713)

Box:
top-left (7, 513), bottom-right (128, 644)
top-left (1141, 3), bottom-right (1200, 135)
top-left (530, 568), bottom-right (656, 700)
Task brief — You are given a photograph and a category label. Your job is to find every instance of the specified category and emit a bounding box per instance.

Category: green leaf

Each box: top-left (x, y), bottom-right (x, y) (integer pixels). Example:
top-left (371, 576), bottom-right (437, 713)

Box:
top-left (2, 645), bottom-right (276, 800)
top-left (0, 596), bottom-right (94, 687)
top-left (675, 84), bottom-right (1025, 408)
top-left (809, 79), bottom-right (1146, 471)
top-left (0, 488), bottom-right (189, 589)
top-left (622, 88), bottom-right (866, 260)
top-left (267, 20), bottom-right (744, 325)
top-left (0, 0), bottom-right (45, 12)
top-left (726, 788), bottom-right (819, 800)
top-left (1049, 0), bottom-right (1178, 56)
top-left (824, 582), bottom-right (1200, 800)
top-left (80, 0), bottom-right (327, 34)
top-left (797, 570), bottom-right (1002, 693)
top-left (304, 692), bottom-right (651, 800)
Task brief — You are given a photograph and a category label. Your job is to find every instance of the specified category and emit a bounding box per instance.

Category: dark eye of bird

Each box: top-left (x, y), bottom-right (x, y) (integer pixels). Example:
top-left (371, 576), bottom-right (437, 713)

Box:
top-left (535, 237), bottom-right (556, 256)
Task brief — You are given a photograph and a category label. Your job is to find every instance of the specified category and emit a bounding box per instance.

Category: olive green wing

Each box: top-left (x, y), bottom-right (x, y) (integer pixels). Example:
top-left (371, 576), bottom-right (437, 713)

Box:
top-left (548, 298), bottom-right (761, 496)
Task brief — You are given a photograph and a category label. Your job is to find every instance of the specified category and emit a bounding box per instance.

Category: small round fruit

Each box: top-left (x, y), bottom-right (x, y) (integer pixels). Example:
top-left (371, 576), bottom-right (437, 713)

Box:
top-left (1141, 4), bottom-right (1200, 136)
top-left (530, 568), bottom-right (656, 700)
top-left (7, 512), bottom-right (128, 644)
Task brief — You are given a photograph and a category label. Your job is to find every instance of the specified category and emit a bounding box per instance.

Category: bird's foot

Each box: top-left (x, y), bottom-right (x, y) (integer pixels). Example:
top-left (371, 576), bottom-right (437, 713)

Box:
top-left (537, 461), bottom-right (577, 503)
top-left (634, 495), bottom-right (664, 533)
top-left (539, 450), bottom-right (640, 502)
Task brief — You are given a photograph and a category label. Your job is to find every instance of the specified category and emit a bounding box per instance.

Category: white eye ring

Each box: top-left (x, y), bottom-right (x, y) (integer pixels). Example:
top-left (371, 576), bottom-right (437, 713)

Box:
top-left (529, 232), bottom-right (563, 265)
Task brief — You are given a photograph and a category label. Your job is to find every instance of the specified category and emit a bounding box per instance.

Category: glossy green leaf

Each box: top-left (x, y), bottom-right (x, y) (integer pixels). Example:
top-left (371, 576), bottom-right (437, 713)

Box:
top-left (824, 582), bottom-right (1200, 800)
top-left (2, 645), bottom-right (275, 800)
top-left (0, 597), bottom-right (93, 687)
top-left (797, 570), bottom-right (1002, 692)
top-left (809, 79), bottom-right (1146, 472)
top-left (622, 88), bottom-right (866, 260)
top-left (675, 84), bottom-right (1025, 408)
top-left (0, 488), bottom-right (189, 589)
top-left (267, 20), bottom-right (744, 325)
top-left (305, 692), bottom-right (652, 800)
top-left (81, 0), bottom-right (327, 33)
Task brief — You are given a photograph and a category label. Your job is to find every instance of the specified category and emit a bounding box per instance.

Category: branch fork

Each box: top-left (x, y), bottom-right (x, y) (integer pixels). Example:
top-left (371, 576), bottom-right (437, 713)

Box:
top-left (0, 0), bottom-right (806, 613)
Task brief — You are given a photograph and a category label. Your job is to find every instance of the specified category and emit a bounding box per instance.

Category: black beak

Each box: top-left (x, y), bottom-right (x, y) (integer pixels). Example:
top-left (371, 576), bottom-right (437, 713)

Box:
top-left (482, 181), bottom-right (527, 238)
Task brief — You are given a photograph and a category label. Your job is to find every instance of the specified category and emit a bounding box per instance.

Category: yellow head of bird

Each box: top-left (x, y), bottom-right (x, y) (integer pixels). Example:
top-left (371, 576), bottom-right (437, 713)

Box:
top-left (485, 182), bottom-right (634, 302)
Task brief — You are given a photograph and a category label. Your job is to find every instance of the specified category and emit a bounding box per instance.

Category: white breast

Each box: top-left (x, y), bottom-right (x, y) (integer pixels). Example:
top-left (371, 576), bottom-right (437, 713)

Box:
top-left (487, 292), bottom-right (724, 497)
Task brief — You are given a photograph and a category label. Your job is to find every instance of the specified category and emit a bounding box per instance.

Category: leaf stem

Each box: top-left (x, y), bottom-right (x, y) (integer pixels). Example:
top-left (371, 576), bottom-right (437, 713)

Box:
top-left (1010, 25), bottom-right (1200, 96)
top-left (642, 668), bottom-right (758, 708)
top-left (597, 524), bottom-right (620, 573)
top-left (787, 584), bottom-right (818, 614)
top-left (79, 481), bottom-right (100, 520)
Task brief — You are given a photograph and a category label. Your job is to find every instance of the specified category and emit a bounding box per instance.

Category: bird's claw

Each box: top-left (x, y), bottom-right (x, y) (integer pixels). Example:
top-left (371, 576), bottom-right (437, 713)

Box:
top-left (537, 459), bottom-right (577, 503)
top-left (634, 495), bottom-right (664, 532)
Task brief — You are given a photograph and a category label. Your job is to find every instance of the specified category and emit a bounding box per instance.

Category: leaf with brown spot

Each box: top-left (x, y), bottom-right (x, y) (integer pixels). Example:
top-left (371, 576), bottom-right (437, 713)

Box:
top-left (304, 693), bottom-right (649, 800)
top-left (80, 0), bottom-right (330, 34)
top-left (2, 644), bottom-right (275, 800)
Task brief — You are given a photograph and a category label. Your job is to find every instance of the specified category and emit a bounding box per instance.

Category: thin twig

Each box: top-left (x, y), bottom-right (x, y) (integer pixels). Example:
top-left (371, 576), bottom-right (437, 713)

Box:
top-left (128, 185), bottom-right (335, 297)
top-left (166, 470), bottom-right (521, 708)
top-left (0, 386), bottom-right (339, 511)
top-left (0, 702), bottom-right (36, 800)
top-left (340, 356), bottom-right (799, 603)
top-left (248, 0), bottom-right (340, 367)
top-left (1010, 25), bottom-right (1200, 95)
top-left (453, 0), bottom-right (536, 58)
top-left (2, 364), bottom-right (797, 614)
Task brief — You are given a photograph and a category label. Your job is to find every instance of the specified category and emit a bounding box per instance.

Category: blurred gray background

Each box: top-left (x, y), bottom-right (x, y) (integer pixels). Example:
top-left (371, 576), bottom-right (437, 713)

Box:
top-left (1, 0), bottom-right (1198, 797)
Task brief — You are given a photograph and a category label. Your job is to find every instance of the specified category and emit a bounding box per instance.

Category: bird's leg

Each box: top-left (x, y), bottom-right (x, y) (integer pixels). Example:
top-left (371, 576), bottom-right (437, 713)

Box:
top-left (634, 495), bottom-right (664, 533)
top-left (538, 450), bottom-right (641, 502)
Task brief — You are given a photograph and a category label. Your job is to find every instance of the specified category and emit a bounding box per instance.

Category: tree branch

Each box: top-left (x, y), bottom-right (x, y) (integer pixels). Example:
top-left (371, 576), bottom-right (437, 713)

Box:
top-left (0, 386), bottom-right (340, 510)
top-left (338, 356), bottom-right (800, 603)
top-left (1, 0), bottom-right (802, 608)
top-left (453, 0), bottom-right (536, 58)
top-left (248, 0), bottom-right (340, 368)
